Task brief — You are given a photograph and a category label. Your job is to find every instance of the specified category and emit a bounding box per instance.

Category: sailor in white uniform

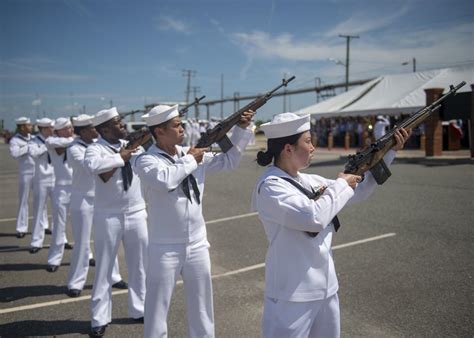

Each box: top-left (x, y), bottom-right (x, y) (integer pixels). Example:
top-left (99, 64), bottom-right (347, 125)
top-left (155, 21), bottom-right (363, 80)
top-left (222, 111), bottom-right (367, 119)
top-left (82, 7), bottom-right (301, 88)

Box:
top-left (85, 107), bottom-right (148, 337)
top-left (134, 104), bottom-right (254, 338)
top-left (251, 112), bottom-right (410, 338)
top-left (66, 114), bottom-right (124, 298)
top-left (374, 115), bottom-right (390, 139)
top-left (28, 118), bottom-right (55, 254)
top-left (45, 117), bottom-right (74, 272)
top-left (9, 117), bottom-right (35, 238)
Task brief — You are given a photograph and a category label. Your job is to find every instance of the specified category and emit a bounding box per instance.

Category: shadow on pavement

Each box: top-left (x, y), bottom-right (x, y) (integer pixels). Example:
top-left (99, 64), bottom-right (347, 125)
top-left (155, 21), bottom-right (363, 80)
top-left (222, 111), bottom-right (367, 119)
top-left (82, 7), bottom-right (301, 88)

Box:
top-left (0, 319), bottom-right (90, 336)
top-left (0, 284), bottom-right (67, 302)
top-left (0, 233), bottom-right (21, 238)
top-left (395, 157), bottom-right (473, 167)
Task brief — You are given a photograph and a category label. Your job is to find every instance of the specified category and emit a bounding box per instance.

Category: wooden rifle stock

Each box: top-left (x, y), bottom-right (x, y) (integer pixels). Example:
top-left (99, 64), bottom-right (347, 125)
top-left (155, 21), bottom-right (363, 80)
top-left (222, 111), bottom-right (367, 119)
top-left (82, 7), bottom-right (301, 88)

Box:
top-left (344, 81), bottom-right (466, 184)
top-left (195, 76), bottom-right (296, 152)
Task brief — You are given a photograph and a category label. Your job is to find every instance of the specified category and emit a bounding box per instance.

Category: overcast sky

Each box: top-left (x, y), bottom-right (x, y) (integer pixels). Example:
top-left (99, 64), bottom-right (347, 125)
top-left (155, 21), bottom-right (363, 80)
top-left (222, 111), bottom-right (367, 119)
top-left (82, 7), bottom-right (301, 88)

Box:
top-left (1, 0), bottom-right (473, 129)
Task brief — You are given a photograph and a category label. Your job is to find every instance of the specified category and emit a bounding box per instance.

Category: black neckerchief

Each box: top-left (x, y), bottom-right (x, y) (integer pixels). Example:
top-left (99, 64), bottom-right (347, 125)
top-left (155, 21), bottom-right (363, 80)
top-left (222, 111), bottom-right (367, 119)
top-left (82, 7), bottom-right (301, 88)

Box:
top-left (14, 134), bottom-right (30, 143)
top-left (105, 142), bottom-right (133, 192)
top-left (156, 150), bottom-right (200, 205)
top-left (36, 135), bottom-right (51, 164)
top-left (64, 139), bottom-right (87, 163)
top-left (279, 176), bottom-right (341, 236)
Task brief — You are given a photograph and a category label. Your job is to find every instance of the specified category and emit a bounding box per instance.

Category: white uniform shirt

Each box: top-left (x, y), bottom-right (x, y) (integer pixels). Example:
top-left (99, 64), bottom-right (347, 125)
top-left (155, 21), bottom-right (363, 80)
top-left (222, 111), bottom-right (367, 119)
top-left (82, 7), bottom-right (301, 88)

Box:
top-left (135, 126), bottom-right (252, 244)
top-left (9, 133), bottom-right (35, 174)
top-left (85, 137), bottom-right (146, 214)
top-left (68, 138), bottom-right (95, 205)
top-left (251, 150), bottom-right (396, 302)
top-left (46, 136), bottom-right (74, 186)
top-left (28, 134), bottom-right (55, 184)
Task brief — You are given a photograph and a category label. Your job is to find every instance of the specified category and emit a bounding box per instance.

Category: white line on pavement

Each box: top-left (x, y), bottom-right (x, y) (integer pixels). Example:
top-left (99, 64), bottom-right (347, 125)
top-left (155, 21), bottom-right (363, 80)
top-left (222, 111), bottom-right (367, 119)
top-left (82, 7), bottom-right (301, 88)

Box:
top-left (0, 232), bottom-right (396, 315)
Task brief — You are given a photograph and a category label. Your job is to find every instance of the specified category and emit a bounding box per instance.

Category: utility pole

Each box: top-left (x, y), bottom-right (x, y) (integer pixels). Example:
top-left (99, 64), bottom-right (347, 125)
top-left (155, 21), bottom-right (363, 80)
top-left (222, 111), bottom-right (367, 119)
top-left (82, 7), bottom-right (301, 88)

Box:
top-left (182, 69), bottom-right (196, 105)
top-left (192, 86), bottom-right (201, 119)
top-left (402, 57), bottom-right (417, 73)
top-left (220, 74), bottom-right (224, 119)
top-left (339, 34), bottom-right (359, 91)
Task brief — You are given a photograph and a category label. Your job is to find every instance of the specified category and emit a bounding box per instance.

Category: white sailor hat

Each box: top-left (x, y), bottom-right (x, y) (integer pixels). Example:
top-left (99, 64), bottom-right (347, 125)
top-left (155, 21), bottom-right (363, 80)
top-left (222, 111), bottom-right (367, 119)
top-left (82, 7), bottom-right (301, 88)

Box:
top-left (140, 113), bottom-right (149, 122)
top-left (92, 107), bottom-right (119, 127)
top-left (53, 117), bottom-right (72, 130)
top-left (146, 104), bottom-right (179, 127)
top-left (260, 112), bottom-right (310, 139)
top-left (15, 117), bottom-right (31, 125)
top-left (36, 117), bottom-right (54, 128)
top-left (72, 114), bottom-right (94, 127)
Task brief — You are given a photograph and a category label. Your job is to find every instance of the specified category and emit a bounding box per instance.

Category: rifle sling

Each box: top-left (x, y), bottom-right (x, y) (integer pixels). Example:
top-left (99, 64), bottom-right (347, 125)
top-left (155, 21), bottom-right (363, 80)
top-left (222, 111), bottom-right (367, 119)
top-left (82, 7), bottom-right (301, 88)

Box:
top-left (279, 177), bottom-right (340, 237)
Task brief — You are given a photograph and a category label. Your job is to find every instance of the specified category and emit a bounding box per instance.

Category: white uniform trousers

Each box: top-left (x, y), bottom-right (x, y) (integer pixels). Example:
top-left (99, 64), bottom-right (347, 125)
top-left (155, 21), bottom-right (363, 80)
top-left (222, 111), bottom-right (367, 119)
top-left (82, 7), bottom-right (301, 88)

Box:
top-left (30, 182), bottom-right (54, 248)
top-left (144, 238), bottom-right (214, 338)
top-left (47, 185), bottom-right (71, 266)
top-left (262, 293), bottom-right (340, 338)
top-left (91, 208), bottom-right (148, 328)
top-left (15, 172), bottom-right (34, 233)
top-left (67, 196), bottom-right (122, 290)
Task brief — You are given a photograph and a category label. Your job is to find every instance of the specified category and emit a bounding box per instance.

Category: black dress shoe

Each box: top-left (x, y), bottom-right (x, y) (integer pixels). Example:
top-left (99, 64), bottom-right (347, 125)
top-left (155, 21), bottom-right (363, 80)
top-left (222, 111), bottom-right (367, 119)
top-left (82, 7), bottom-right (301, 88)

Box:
top-left (132, 317), bottom-right (144, 323)
top-left (90, 325), bottom-right (106, 337)
top-left (16, 232), bottom-right (25, 238)
top-left (29, 247), bottom-right (41, 254)
top-left (67, 289), bottom-right (81, 297)
top-left (112, 280), bottom-right (128, 289)
top-left (46, 265), bottom-right (59, 272)
top-left (89, 258), bottom-right (96, 267)
top-left (44, 229), bottom-right (52, 235)
top-left (64, 242), bottom-right (74, 250)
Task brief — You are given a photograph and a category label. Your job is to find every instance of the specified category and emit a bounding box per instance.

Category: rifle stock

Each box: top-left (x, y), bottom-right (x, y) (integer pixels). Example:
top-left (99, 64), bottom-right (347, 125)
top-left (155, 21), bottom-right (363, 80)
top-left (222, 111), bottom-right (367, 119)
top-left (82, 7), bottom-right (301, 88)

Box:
top-left (344, 81), bottom-right (466, 184)
top-left (195, 76), bottom-right (296, 152)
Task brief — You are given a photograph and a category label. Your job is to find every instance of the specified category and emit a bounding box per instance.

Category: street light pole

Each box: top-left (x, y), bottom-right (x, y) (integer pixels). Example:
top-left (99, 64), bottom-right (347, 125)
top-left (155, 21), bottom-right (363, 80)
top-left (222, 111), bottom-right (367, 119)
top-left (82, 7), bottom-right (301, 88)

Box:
top-left (339, 34), bottom-right (359, 91)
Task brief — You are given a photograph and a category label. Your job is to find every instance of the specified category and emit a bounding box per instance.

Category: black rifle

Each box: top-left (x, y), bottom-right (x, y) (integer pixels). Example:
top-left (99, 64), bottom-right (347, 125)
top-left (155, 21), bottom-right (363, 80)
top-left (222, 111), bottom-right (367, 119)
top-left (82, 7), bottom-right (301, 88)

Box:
top-left (344, 81), bottom-right (466, 184)
top-left (179, 96), bottom-right (206, 116)
top-left (196, 76), bottom-right (296, 152)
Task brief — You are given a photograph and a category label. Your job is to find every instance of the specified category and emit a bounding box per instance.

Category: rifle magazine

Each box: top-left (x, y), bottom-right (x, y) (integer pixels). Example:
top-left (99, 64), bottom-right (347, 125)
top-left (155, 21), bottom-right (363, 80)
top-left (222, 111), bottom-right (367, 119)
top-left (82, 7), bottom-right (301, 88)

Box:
top-left (369, 159), bottom-right (391, 185)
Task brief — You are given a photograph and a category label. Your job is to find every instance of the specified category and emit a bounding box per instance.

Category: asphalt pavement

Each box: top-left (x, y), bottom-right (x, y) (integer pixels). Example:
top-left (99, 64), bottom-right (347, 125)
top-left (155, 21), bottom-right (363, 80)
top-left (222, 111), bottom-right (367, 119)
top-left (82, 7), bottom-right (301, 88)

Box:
top-left (0, 142), bottom-right (472, 337)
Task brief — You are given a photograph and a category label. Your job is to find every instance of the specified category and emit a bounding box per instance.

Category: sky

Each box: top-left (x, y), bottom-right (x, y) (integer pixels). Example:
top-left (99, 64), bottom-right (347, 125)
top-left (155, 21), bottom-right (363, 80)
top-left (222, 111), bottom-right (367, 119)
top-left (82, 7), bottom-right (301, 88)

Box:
top-left (1, 0), bottom-right (473, 130)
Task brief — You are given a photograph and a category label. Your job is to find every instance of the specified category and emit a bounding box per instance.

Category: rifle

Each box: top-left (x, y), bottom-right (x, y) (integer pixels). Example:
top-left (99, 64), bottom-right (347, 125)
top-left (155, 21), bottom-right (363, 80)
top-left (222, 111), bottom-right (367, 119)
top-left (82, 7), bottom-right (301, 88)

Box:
top-left (125, 127), bottom-right (152, 149)
top-left (98, 128), bottom-right (152, 183)
top-left (344, 81), bottom-right (466, 184)
top-left (195, 76), bottom-right (296, 152)
top-left (179, 96), bottom-right (206, 116)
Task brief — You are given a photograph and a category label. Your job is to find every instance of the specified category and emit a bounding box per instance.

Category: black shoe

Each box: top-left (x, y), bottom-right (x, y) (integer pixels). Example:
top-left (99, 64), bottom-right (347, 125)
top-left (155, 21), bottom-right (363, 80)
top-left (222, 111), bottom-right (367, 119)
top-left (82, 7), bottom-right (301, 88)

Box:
top-left (46, 265), bottom-right (59, 272)
top-left (112, 280), bottom-right (128, 289)
top-left (45, 229), bottom-right (52, 235)
top-left (89, 258), bottom-right (96, 267)
top-left (90, 325), bottom-right (106, 337)
top-left (64, 242), bottom-right (74, 250)
top-left (16, 232), bottom-right (25, 238)
top-left (29, 247), bottom-right (41, 254)
top-left (67, 289), bottom-right (81, 297)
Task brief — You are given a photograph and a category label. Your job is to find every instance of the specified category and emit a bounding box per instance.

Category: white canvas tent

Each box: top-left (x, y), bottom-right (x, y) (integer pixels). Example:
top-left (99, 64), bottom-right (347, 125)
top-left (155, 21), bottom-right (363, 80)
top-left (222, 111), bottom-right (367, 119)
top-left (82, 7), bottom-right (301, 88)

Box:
top-left (294, 64), bottom-right (474, 119)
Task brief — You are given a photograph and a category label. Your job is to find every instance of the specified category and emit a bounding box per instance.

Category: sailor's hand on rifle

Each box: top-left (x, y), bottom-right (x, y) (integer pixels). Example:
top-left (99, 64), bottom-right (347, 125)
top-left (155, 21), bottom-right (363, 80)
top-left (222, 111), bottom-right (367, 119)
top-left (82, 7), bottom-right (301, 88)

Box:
top-left (119, 147), bottom-right (138, 162)
top-left (187, 147), bottom-right (207, 164)
top-left (392, 127), bottom-right (411, 151)
top-left (338, 173), bottom-right (362, 189)
top-left (237, 110), bottom-right (255, 129)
